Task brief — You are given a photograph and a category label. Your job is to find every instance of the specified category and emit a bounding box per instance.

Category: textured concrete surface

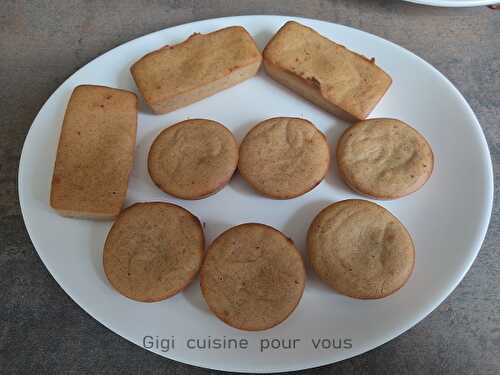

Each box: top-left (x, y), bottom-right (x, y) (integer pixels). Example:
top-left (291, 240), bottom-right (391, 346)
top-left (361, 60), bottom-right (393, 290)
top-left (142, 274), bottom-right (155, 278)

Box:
top-left (1, 1), bottom-right (499, 374)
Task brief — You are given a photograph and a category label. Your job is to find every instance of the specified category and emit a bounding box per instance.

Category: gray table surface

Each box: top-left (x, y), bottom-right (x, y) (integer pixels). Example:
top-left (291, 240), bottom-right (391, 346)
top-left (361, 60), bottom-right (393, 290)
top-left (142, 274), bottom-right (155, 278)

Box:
top-left (1, 1), bottom-right (499, 374)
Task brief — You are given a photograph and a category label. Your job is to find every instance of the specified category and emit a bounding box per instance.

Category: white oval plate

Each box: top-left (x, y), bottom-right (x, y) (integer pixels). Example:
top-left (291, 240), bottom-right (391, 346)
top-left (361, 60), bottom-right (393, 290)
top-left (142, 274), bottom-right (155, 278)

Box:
top-left (19, 15), bottom-right (493, 373)
top-left (404, 0), bottom-right (497, 6)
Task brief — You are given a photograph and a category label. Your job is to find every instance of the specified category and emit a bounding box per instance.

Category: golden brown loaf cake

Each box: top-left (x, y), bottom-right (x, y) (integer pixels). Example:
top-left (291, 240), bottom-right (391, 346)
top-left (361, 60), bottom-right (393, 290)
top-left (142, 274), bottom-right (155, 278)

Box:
top-left (50, 85), bottom-right (138, 219)
top-left (238, 117), bottom-right (330, 199)
top-left (148, 119), bottom-right (238, 199)
top-left (308, 200), bottom-right (415, 299)
top-left (263, 21), bottom-right (392, 122)
top-left (336, 118), bottom-right (434, 199)
top-left (103, 202), bottom-right (204, 302)
top-left (131, 26), bottom-right (262, 114)
top-left (200, 223), bottom-right (305, 331)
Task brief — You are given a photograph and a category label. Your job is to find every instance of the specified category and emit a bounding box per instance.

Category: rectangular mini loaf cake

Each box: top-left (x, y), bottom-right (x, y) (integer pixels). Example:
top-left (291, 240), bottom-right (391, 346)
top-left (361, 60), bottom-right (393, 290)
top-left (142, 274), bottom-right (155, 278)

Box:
top-left (263, 21), bottom-right (392, 122)
top-left (131, 26), bottom-right (262, 114)
top-left (50, 85), bottom-right (138, 220)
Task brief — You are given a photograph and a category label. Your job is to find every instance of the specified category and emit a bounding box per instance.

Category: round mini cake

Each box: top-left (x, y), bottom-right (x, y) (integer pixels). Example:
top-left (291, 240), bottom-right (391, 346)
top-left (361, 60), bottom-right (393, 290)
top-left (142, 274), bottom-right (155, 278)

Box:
top-left (103, 202), bottom-right (204, 302)
top-left (238, 117), bottom-right (330, 199)
top-left (336, 118), bottom-right (433, 199)
top-left (200, 223), bottom-right (306, 331)
top-left (308, 200), bottom-right (415, 299)
top-left (148, 119), bottom-right (238, 200)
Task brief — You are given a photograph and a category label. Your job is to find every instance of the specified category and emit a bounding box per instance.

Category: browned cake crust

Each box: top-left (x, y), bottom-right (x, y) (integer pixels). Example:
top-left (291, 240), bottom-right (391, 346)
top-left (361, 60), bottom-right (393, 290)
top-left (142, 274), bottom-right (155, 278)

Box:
top-left (336, 118), bottom-right (434, 199)
top-left (148, 119), bottom-right (238, 200)
top-left (308, 200), bottom-right (415, 299)
top-left (103, 202), bottom-right (204, 302)
top-left (238, 117), bottom-right (330, 199)
top-left (263, 21), bottom-right (392, 122)
top-left (50, 85), bottom-right (138, 220)
top-left (131, 26), bottom-right (262, 114)
top-left (200, 223), bottom-right (306, 331)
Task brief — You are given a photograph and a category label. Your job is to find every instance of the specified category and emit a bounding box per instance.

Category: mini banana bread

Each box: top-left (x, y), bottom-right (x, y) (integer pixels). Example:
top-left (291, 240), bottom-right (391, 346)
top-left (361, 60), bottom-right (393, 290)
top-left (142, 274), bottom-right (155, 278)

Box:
top-left (263, 21), bottom-right (392, 122)
top-left (50, 85), bottom-right (137, 219)
top-left (131, 26), bottom-right (262, 114)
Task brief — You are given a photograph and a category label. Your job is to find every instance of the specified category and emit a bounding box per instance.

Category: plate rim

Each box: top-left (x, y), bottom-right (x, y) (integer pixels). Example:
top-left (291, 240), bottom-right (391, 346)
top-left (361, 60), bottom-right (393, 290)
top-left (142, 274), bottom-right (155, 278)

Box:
top-left (18, 14), bottom-right (494, 372)
top-left (403, 0), bottom-right (498, 7)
